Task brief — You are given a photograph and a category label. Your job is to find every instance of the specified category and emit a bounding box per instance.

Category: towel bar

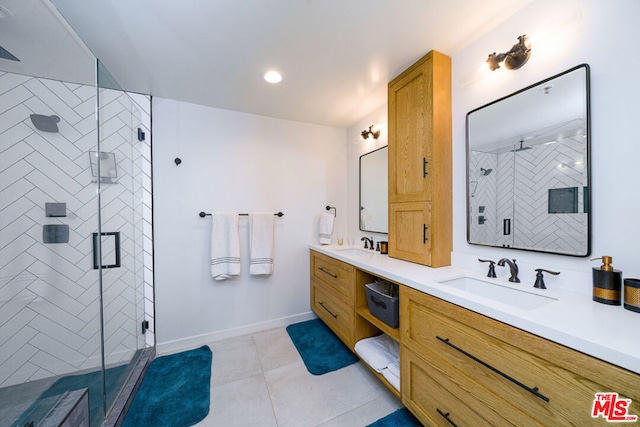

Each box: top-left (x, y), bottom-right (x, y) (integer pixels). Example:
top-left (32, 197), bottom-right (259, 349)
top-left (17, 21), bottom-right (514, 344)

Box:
top-left (199, 212), bottom-right (284, 218)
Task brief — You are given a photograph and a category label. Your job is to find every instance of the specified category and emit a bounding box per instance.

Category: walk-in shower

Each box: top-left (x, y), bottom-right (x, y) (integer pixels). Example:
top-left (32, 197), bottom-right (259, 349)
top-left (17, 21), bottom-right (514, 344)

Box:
top-left (0, 2), bottom-right (154, 426)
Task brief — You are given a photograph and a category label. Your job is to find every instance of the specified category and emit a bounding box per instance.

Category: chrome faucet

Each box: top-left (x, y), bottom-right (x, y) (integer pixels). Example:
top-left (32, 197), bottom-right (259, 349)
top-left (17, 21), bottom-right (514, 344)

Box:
top-left (361, 236), bottom-right (374, 249)
top-left (497, 258), bottom-right (520, 283)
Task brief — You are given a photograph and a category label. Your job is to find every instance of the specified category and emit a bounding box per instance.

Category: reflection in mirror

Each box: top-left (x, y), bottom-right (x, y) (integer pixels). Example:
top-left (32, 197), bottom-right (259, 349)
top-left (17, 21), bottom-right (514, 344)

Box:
top-left (360, 146), bottom-right (388, 233)
top-left (466, 64), bottom-right (590, 256)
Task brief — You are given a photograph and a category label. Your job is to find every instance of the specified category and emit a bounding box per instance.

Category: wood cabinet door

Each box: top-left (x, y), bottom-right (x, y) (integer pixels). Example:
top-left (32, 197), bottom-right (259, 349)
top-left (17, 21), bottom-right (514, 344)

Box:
top-left (388, 201), bottom-right (431, 265)
top-left (388, 56), bottom-right (433, 204)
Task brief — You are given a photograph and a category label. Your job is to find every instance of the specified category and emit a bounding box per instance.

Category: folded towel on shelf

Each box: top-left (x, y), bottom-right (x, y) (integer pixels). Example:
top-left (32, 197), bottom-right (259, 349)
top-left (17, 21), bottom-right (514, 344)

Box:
top-left (354, 334), bottom-right (400, 373)
top-left (387, 359), bottom-right (400, 379)
top-left (318, 213), bottom-right (334, 245)
top-left (382, 364), bottom-right (400, 392)
top-left (250, 212), bottom-right (275, 276)
top-left (210, 213), bottom-right (240, 281)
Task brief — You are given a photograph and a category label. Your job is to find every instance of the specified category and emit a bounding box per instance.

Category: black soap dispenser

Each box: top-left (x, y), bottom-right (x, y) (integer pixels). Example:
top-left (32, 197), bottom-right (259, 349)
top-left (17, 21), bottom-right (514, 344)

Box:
top-left (591, 256), bottom-right (622, 305)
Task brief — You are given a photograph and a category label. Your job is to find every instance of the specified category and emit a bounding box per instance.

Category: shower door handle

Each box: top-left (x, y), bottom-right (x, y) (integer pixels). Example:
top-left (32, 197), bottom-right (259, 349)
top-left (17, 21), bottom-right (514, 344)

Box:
top-left (92, 232), bottom-right (121, 269)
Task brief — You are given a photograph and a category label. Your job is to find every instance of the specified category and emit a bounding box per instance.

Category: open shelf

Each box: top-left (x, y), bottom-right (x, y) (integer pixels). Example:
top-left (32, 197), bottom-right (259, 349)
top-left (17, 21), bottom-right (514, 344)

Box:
top-left (360, 359), bottom-right (401, 399)
top-left (356, 307), bottom-right (400, 342)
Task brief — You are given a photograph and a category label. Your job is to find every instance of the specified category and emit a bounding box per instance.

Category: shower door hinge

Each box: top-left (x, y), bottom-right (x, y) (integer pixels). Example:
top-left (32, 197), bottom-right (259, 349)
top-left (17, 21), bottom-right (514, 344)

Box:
top-left (141, 320), bottom-right (149, 334)
top-left (137, 128), bottom-right (145, 141)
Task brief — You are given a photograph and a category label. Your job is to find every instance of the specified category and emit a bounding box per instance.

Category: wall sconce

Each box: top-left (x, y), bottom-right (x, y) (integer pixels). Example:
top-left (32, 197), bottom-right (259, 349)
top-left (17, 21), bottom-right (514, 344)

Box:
top-left (360, 125), bottom-right (380, 140)
top-left (486, 35), bottom-right (531, 71)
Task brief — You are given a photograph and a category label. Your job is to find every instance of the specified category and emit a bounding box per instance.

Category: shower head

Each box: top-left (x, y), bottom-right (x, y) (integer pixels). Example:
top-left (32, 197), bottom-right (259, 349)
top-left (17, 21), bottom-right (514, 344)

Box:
top-left (30, 114), bottom-right (60, 133)
top-left (480, 168), bottom-right (493, 176)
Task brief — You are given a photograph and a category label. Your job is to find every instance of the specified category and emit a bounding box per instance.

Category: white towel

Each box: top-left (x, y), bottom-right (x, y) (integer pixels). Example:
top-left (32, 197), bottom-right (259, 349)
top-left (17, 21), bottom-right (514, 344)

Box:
top-left (318, 213), bottom-right (334, 245)
top-left (382, 364), bottom-right (400, 392)
top-left (354, 334), bottom-right (400, 373)
top-left (210, 213), bottom-right (240, 280)
top-left (387, 359), bottom-right (400, 378)
top-left (250, 212), bottom-right (275, 276)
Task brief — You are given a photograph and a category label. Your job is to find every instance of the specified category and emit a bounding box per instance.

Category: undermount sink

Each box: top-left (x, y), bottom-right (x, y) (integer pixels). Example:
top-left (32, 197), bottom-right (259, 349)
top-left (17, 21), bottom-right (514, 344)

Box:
top-left (438, 276), bottom-right (558, 310)
top-left (334, 247), bottom-right (372, 255)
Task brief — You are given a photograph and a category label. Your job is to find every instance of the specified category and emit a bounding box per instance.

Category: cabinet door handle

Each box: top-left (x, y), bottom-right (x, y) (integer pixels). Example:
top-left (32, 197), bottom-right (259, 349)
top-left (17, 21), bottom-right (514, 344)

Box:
top-left (318, 267), bottom-right (338, 279)
top-left (318, 301), bottom-right (338, 318)
top-left (423, 157), bottom-right (428, 177)
top-left (436, 336), bottom-right (550, 403)
top-left (423, 224), bottom-right (429, 243)
top-left (436, 408), bottom-right (458, 427)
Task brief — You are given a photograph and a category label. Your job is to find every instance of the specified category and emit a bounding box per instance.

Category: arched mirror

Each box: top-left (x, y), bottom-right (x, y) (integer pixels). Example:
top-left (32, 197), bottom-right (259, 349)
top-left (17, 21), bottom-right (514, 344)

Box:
top-left (466, 64), bottom-right (590, 256)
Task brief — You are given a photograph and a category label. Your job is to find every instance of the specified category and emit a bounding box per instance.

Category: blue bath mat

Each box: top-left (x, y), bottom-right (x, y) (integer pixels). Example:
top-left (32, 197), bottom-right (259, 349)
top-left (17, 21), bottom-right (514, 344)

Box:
top-left (286, 318), bottom-right (359, 375)
top-left (122, 345), bottom-right (212, 427)
top-left (367, 408), bottom-right (422, 426)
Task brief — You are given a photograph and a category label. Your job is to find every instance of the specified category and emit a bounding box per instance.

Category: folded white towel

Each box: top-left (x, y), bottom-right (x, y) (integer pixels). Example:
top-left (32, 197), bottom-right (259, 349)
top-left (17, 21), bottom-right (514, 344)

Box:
top-left (387, 359), bottom-right (400, 378)
top-left (354, 334), bottom-right (400, 373)
top-left (250, 212), bottom-right (275, 276)
top-left (382, 365), bottom-right (400, 392)
top-left (210, 213), bottom-right (240, 281)
top-left (318, 213), bottom-right (334, 245)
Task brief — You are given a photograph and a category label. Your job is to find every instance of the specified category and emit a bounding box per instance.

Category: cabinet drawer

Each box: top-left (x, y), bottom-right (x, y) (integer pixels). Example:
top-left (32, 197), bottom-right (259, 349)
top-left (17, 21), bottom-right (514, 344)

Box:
top-left (311, 280), bottom-right (354, 347)
top-left (311, 251), bottom-right (354, 299)
top-left (402, 346), bottom-right (525, 427)
top-left (401, 286), bottom-right (640, 426)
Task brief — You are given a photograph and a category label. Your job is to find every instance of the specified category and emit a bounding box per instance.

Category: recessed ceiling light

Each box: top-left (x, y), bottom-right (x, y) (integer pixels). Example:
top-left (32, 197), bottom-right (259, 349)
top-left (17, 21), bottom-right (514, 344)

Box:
top-left (0, 5), bottom-right (15, 22)
top-left (263, 70), bottom-right (283, 84)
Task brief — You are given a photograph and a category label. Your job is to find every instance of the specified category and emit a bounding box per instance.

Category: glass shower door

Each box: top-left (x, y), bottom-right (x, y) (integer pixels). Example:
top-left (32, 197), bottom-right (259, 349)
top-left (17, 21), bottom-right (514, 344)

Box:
top-left (95, 60), bottom-right (149, 419)
top-left (0, 70), bottom-right (104, 425)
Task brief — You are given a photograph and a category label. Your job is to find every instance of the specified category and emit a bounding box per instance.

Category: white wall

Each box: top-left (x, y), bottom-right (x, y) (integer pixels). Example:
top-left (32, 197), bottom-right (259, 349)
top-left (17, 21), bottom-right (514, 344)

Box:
top-left (152, 99), bottom-right (347, 351)
top-left (346, 104), bottom-right (389, 243)
top-left (347, 0), bottom-right (640, 295)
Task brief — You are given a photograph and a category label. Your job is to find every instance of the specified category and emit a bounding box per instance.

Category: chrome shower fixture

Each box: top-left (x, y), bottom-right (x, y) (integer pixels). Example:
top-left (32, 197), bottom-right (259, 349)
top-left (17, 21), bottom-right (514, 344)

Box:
top-left (480, 168), bottom-right (493, 176)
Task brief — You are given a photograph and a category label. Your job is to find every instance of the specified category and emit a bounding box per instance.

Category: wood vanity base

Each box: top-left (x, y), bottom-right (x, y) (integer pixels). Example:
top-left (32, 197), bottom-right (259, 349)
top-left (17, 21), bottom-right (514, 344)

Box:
top-left (310, 249), bottom-right (640, 426)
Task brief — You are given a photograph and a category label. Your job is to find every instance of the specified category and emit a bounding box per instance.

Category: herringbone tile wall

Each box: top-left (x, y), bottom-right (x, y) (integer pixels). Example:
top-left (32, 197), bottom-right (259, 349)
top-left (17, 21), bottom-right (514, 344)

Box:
top-left (0, 71), bottom-right (153, 388)
top-left (469, 137), bottom-right (587, 255)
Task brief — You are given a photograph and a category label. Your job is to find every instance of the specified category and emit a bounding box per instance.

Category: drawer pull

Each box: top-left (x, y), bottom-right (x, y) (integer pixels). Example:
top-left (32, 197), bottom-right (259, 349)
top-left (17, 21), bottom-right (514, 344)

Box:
top-left (318, 301), bottom-right (338, 318)
top-left (436, 336), bottom-right (550, 403)
top-left (436, 408), bottom-right (458, 427)
top-left (318, 267), bottom-right (338, 279)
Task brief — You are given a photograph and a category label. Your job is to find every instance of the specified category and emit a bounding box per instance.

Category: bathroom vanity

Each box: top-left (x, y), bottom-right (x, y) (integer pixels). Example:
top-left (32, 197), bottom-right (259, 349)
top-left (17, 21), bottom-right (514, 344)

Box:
top-left (309, 245), bottom-right (640, 426)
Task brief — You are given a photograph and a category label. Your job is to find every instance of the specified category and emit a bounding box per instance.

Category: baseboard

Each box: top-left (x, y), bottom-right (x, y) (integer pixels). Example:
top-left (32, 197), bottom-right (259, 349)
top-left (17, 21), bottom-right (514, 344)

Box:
top-left (156, 311), bottom-right (317, 355)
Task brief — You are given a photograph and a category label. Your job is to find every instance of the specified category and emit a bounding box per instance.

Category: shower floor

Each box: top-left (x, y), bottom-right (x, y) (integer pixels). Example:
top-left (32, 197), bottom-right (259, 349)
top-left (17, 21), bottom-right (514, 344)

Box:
top-left (0, 375), bottom-right (58, 426)
top-left (0, 358), bottom-right (138, 427)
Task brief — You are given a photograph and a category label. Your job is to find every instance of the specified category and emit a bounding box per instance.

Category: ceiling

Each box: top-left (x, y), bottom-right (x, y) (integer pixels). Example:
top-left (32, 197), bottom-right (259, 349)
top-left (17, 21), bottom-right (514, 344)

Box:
top-left (2, 0), bottom-right (534, 128)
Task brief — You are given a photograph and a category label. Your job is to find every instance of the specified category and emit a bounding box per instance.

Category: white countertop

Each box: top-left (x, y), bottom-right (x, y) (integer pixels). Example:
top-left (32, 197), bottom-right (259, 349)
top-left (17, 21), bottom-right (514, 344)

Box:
top-left (310, 244), bottom-right (640, 375)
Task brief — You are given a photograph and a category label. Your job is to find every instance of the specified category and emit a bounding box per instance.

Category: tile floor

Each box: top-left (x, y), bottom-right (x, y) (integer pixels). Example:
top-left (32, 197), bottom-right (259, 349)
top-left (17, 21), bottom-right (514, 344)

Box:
top-left (191, 326), bottom-right (404, 427)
